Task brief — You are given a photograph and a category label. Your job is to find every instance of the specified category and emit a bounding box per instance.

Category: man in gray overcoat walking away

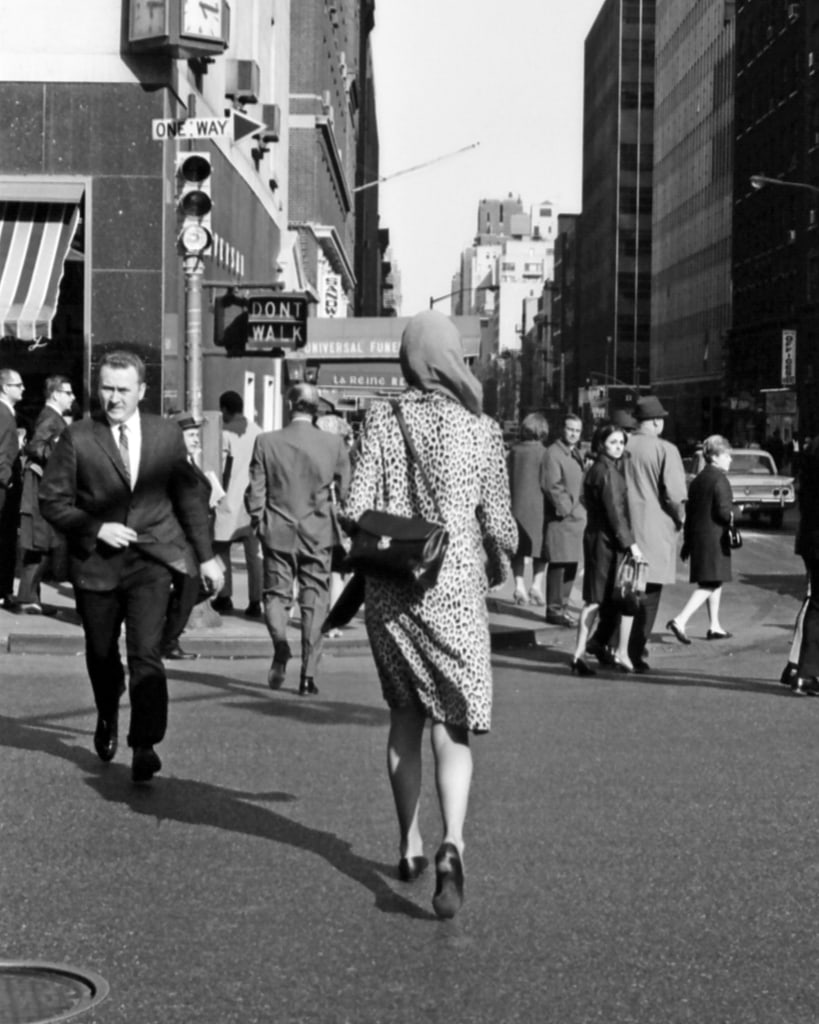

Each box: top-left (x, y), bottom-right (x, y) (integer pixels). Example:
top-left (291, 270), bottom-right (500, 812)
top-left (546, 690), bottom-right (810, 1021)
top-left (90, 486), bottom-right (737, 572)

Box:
top-left (622, 396), bottom-right (687, 670)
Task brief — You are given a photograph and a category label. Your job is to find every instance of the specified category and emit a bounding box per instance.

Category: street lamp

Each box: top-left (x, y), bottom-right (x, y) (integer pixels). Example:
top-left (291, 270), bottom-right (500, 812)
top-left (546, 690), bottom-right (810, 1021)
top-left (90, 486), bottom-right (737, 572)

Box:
top-left (750, 173), bottom-right (819, 197)
top-left (428, 283), bottom-right (499, 310)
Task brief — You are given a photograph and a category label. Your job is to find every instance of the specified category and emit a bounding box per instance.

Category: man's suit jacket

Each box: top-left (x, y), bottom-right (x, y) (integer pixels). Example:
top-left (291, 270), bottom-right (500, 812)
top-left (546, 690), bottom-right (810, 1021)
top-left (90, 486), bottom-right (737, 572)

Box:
top-left (20, 404), bottom-right (66, 550)
top-left (245, 419), bottom-right (351, 555)
top-left (0, 401), bottom-right (21, 513)
top-left (39, 412), bottom-right (214, 591)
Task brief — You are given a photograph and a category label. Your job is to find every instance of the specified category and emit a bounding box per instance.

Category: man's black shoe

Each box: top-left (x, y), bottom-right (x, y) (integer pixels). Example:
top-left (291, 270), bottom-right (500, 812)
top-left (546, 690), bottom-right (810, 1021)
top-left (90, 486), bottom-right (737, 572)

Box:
top-left (211, 595), bottom-right (234, 614)
top-left (586, 638), bottom-right (616, 666)
top-left (546, 610), bottom-right (578, 628)
top-left (299, 676), bottom-right (319, 696)
top-left (161, 644), bottom-right (197, 660)
top-left (132, 747), bottom-right (162, 783)
top-left (245, 601), bottom-right (262, 618)
top-left (780, 662), bottom-right (798, 687)
top-left (93, 713), bottom-right (118, 762)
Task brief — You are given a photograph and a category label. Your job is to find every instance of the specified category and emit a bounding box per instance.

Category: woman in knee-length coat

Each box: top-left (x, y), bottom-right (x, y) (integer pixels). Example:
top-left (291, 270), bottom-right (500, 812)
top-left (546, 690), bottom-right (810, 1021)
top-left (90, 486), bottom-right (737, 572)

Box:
top-left (342, 310), bottom-right (517, 921)
top-left (666, 434), bottom-right (734, 642)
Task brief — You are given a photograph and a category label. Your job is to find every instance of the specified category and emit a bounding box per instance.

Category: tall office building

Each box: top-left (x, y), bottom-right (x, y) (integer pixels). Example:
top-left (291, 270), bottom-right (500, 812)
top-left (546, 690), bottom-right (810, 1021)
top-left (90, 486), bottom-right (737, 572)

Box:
top-left (650, 0), bottom-right (734, 443)
top-left (731, 0), bottom-right (816, 444)
top-left (578, 0), bottom-right (656, 395)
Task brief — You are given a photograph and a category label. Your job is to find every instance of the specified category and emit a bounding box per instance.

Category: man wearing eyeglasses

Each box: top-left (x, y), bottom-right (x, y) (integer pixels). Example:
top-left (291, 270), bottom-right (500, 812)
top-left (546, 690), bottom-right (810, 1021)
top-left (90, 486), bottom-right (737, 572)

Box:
top-left (15, 375), bottom-right (75, 612)
top-left (0, 368), bottom-right (24, 606)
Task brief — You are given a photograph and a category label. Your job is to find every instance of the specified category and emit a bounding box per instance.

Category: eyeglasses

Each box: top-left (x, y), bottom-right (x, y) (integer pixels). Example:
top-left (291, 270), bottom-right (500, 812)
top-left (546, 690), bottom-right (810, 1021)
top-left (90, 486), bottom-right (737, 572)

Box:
top-left (5, 382), bottom-right (24, 390)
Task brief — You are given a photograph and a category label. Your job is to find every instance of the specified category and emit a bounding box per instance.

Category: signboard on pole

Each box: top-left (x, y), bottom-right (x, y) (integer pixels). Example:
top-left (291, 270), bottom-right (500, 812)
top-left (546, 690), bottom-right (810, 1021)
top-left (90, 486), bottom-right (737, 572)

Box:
top-left (152, 110), bottom-right (267, 142)
top-left (246, 293), bottom-right (310, 351)
top-left (782, 329), bottom-right (796, 386)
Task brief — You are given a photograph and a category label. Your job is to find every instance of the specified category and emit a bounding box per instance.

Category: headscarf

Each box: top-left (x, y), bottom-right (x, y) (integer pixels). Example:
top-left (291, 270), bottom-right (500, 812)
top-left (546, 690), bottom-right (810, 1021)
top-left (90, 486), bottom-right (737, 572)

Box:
top-left (399, 310), bottom-right (483, 416)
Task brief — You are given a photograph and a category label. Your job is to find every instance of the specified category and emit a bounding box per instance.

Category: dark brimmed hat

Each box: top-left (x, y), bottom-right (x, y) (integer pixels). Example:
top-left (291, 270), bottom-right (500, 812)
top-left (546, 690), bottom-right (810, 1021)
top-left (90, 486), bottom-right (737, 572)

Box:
top-left (634, 395), bottom-right (668, 420)
top-left (611, 408), bottom-right (637, 430)
top-left (172, 410), bottom-right (202, 430)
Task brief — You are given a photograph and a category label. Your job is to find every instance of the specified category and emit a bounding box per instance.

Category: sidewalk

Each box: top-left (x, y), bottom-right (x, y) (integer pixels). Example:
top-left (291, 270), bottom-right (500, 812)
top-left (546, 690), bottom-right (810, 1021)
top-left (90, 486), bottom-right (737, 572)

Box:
top-left (0, 562), bottom-right (558, 657)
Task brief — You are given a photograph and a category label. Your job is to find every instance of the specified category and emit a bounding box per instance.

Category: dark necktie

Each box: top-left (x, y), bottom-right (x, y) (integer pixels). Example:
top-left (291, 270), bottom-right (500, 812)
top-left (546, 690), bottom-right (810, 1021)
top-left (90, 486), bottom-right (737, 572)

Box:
top-left (118, 424), bottom-right (131, 486)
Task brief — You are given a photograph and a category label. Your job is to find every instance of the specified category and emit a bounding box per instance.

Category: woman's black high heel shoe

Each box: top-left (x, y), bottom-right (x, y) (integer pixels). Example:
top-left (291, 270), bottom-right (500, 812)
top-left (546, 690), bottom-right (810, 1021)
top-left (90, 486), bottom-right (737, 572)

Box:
top-left (398, 855), bottom-right (429, 882)
top-left (432, 843), bottom-right (464, 919)
top-left (570, 658), bottom-right (596, 677)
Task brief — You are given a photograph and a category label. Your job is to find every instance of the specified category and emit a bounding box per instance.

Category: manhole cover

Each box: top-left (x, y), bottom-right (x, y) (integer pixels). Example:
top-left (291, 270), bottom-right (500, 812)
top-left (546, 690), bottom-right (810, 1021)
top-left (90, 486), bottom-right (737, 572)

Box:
top-left (0, 962), bottom-right (109, 1024)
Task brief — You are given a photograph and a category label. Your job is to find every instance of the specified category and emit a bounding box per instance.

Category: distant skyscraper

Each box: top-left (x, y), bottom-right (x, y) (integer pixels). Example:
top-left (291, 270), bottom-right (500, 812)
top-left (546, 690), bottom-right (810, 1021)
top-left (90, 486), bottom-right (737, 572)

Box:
top-left (578, 0), bottom-right (656, 394)
top-left (650, 0), bottom-right (734, 441)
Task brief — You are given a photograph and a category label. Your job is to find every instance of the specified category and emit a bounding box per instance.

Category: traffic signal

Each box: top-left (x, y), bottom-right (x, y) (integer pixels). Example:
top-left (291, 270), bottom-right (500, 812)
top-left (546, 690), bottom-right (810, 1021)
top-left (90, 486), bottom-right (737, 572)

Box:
top-left (176, 151), bottom-right (213, 256)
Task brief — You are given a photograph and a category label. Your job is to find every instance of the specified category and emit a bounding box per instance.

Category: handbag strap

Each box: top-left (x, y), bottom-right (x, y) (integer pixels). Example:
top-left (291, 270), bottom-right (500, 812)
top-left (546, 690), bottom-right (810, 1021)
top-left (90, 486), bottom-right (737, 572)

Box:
top-left (390, 400), bottom-right (444, 522)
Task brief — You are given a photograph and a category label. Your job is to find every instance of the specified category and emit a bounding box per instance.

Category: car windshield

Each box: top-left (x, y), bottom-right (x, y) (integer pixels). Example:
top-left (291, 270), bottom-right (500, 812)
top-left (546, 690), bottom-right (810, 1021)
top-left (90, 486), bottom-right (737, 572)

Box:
top-left (730, 453), bottom-right (774, 475)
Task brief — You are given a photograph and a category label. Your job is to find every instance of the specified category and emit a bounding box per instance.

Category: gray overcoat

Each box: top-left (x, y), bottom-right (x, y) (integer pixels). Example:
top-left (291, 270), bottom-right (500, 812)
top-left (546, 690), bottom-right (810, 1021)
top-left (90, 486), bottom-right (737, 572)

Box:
top-left (542, 438), bottom-right (587, 563)
top-left (624, 429), bottom-right (687, 585)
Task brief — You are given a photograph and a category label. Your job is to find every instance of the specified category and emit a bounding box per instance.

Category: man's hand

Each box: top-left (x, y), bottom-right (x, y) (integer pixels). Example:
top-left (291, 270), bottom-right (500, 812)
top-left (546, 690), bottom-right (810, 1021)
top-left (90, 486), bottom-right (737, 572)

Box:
top-left (97, 523), bottom-right (138, 548)
top-left (199, 557), bottom-right (224, 595)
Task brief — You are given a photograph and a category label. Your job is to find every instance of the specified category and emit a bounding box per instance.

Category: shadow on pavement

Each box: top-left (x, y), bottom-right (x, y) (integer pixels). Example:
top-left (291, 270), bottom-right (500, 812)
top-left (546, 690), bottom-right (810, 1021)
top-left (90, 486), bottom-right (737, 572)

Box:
top-left (736, 571), bottom-right (804, 599)
top-left (492, 645), bottom-right (797, 697)
top-left (0, 712), bottom-right (434, 921)
top-left (163, 666), bottom-right (390, 728)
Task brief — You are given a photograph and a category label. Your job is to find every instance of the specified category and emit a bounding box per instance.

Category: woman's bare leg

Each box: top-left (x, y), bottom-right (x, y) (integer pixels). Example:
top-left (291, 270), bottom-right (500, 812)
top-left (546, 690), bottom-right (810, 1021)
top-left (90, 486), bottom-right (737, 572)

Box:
top-left (430, 721), bottom-right (472, 855)
top-left (387, 707), bottom-right (426, 859)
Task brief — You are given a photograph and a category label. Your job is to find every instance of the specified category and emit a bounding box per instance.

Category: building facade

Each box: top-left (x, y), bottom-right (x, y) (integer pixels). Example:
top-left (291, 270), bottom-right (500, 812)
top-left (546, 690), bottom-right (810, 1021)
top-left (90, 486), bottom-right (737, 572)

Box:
top-left (578, 0), bottom-right (656, 398)
top-left (650, 0), bottom-right (734, 446)
top-left (731, 0), bottom-right (817, 446)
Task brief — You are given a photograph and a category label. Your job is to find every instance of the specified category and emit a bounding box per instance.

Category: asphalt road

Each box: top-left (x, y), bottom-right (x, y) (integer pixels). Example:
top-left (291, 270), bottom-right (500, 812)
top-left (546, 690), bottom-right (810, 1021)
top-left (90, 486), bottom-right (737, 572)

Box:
top-left (2, 516), bottom-right (818, 1024)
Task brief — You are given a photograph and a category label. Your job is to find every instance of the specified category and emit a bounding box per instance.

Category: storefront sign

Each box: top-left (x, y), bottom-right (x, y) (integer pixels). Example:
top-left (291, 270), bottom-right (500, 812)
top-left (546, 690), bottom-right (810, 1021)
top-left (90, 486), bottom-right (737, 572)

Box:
top-left (781, 329), bottom-right (796, 386)
top-left (302, 337), bottom-right (402, 360)
top-left (318, 361), bottom-right (404, 389)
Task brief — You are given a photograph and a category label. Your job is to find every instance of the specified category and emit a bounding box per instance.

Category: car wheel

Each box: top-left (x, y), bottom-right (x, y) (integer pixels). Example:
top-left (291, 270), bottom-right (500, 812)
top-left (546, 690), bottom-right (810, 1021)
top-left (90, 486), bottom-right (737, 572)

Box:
top-left (770, 509), bottom-right (784, 529)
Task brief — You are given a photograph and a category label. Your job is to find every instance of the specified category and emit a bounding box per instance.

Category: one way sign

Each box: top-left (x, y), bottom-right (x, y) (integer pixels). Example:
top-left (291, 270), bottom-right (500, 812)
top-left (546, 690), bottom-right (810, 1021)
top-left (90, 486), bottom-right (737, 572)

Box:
top-left (152, 109), bottom-right (267, 142)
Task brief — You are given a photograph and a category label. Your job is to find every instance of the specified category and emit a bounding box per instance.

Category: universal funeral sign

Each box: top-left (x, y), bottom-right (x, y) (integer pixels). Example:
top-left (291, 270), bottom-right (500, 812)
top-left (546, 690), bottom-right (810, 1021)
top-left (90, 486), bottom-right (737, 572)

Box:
top-left (246, 293), bottom-right (310, 351)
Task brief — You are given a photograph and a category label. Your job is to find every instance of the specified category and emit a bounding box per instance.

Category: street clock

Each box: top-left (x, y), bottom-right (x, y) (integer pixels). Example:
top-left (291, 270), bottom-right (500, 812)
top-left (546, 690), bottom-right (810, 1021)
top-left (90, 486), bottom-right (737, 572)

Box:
top-left (127, 0), bottom-right (230, 58)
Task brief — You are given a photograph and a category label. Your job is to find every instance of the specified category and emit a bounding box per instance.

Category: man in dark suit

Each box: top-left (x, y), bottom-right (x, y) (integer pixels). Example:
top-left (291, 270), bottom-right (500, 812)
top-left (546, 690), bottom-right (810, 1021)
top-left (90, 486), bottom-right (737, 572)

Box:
top-left (245, 383), bottom-right (350, 695)
top-left (15, 374), bottom-right (76, 612)
top-left (0, 367), bottom-right (25, 606)
top-left (40, 350), bottom-right (223, 782)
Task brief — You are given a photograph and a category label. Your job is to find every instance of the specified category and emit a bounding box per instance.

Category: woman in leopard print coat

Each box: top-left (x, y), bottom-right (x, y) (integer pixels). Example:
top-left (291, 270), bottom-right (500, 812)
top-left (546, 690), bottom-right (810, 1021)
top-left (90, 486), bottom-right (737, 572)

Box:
top-left (343, 310), bottom-right (517, 919)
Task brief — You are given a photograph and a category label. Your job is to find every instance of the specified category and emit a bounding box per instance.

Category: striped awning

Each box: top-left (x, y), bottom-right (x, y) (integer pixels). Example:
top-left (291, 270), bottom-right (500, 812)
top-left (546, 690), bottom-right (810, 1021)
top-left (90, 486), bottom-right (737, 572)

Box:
top-left (0, 201), bottom-right (80, 341)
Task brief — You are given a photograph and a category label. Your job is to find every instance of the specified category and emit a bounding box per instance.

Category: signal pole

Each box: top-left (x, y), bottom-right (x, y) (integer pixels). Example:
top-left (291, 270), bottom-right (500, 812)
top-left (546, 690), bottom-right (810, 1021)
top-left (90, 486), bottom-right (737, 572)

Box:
top-left (184, 253), bottom-right (206, 421)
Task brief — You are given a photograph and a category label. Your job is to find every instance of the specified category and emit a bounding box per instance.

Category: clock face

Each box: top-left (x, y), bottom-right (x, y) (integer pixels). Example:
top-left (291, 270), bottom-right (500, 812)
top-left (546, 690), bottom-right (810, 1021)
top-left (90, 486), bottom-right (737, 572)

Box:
top-left (130, 0), bottom-right (168, 40)
top-left (181, 0), bottom-right (223, 38)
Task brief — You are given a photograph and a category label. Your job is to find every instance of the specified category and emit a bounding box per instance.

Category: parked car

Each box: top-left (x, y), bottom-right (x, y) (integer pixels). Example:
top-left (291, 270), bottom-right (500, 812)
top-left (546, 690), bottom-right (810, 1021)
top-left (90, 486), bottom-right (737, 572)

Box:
top-left (686, 448), bottom-right (795, 527)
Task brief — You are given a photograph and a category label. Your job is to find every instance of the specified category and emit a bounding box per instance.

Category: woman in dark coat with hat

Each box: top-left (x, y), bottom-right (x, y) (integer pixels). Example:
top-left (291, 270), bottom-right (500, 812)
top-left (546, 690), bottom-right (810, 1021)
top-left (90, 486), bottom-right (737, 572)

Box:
top-left (507, 412), bottom-right (550, 605)
top-left (666, 434), bottom-right (734, 642)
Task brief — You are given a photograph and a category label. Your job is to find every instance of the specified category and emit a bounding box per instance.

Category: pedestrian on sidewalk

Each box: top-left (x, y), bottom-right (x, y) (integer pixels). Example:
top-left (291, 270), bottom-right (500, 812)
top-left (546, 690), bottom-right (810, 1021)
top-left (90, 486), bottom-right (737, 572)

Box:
top-left (160, 411), bottom-right (221, 660)
top-left (15, 375), bottom-right (75, 613)
top-left (245, 383), bottom-right (351, 696)
top-left (781, 438), bottom-right (819, 695)
top-left (212, 390), bottom-right (263, 618)
top-left (506, 412), bottom-right (549, 606)
top-left (342, 310), bottom-right (517, 920)
top-left (542, 412), bottom-right (586, 627)
top-left (571, 423), bottom-right (643, 675)
top-left (0, 367), bottom-right (25, 607)
top-left (666, 435), bottom-right (734, 644)
top-left (39, 350), bottom-right (222, 783)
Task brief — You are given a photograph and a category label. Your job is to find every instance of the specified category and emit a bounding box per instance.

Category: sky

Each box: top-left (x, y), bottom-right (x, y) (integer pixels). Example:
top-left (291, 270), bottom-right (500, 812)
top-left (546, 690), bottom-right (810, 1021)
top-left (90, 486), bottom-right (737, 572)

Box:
top-left (370, 0), bottom-right (605, 315)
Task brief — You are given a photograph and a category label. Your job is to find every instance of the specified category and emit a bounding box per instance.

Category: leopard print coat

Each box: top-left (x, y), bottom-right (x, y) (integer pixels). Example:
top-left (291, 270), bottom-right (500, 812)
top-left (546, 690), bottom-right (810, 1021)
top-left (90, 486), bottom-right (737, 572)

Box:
top-left (343, 390), bottom-right (517, 733)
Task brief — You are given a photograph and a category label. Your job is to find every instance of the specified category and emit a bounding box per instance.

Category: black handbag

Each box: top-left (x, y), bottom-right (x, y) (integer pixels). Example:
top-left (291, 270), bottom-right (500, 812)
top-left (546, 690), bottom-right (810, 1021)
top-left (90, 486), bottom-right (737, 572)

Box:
top-left (343, 402), bottom-right (449, 590)
top-left (613, 551), bottom-right (648, 615)
top-left (727, 517), bottom-right (743, 550)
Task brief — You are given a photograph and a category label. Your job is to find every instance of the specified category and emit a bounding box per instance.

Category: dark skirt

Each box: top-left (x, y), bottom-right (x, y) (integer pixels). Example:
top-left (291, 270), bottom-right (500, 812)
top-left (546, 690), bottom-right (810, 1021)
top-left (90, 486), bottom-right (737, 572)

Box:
top-left (582, 529), bottom-right (618, 605)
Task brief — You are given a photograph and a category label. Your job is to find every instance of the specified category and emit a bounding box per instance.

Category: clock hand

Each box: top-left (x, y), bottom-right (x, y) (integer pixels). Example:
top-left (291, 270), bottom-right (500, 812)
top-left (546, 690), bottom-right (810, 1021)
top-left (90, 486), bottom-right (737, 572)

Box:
top-left (199, 1), bottom-right (219, 12)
